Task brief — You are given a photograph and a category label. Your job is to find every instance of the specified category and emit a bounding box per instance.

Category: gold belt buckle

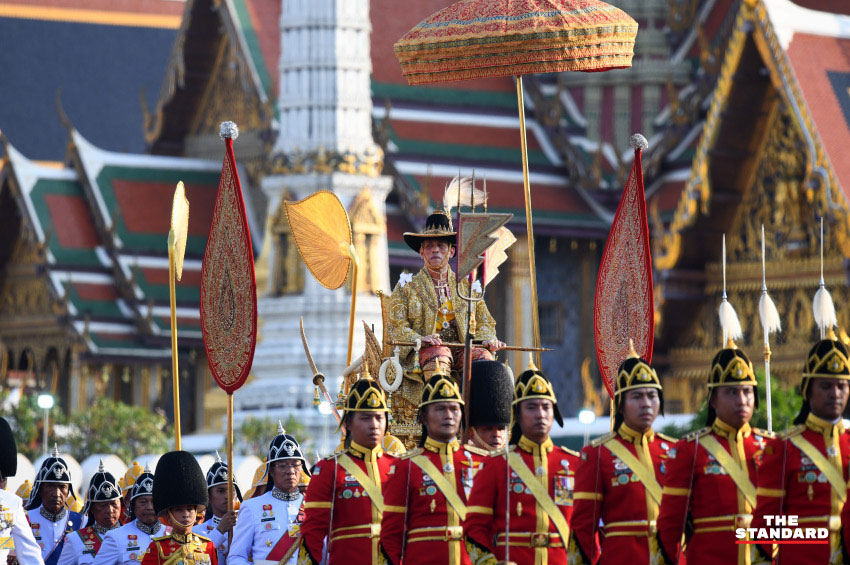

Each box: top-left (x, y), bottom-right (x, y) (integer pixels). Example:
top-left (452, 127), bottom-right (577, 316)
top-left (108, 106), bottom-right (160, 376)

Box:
top-left (370, 523), bottom-right (381, 538)
top-left (647, 520), bottom-right (657, 535)
top-left (530, 533), bottom-right (550, 547)
top-left (829, 516), bottom-right (841, 532)
top-left (445, 526), bottom-right (463, 541)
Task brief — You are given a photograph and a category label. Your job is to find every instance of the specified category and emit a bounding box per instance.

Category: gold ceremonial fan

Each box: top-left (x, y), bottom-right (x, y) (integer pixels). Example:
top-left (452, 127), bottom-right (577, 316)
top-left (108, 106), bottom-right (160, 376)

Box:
top-left (284, 191), bottom-right (353, 290)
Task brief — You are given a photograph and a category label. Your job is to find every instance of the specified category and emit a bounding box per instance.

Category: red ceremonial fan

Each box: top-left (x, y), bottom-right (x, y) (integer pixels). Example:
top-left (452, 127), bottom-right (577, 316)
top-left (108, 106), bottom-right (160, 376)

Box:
top-left (200, 121), bottom-right (258, 395)
top-left (593, 134), bottom-right (654, 397)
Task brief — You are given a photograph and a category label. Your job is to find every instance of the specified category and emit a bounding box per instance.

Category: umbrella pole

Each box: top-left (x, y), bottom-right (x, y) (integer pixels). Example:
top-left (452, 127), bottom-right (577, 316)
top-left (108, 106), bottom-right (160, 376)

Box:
top-left (168, 240), bottom-right (182, 450)
top-left (515, 76), bottom-right (542, 368)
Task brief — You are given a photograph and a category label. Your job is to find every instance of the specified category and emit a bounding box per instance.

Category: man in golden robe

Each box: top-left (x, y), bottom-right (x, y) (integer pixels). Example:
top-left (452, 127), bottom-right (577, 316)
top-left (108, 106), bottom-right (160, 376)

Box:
top-left (387, 206), bottom-right (504, 379)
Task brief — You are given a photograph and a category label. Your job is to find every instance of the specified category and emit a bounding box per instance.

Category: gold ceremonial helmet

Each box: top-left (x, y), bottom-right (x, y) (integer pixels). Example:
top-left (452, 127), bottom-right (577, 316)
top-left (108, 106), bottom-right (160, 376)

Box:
top-left (420, 374), bottom-right (464, 407)
top-left (15, 479), bottom-right (32, 501)
top-left (615, 339), bottom-right (662, 398)
top-left (801, 331), bottom-right (850, 399)
top-left (121, 461), bottom-right (145, 503)
top-left (708, 346), bottom-right (757, 390)
top-left (614, 340), bottom-right (663, 416)
top-left (336, 378), bottom-right (390, 432)
top-left (512, 361), bottom-right (563, 426)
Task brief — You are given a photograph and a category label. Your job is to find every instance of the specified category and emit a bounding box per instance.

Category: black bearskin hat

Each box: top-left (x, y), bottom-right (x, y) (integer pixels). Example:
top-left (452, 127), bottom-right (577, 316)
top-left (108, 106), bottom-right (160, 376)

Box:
top-left (469, 361), bottom-right (513, 427)
top-left (0, 417), bottom-right (17, 479)
top-left (152, 451), bottom-right (208, 516)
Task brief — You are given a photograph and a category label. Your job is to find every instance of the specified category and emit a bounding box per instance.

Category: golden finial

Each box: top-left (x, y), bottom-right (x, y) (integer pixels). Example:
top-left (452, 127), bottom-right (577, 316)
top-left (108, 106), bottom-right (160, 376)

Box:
top-left (628, 339), bottom-right (639, 359)
top-left (526, 353), bottom-right (538, 372)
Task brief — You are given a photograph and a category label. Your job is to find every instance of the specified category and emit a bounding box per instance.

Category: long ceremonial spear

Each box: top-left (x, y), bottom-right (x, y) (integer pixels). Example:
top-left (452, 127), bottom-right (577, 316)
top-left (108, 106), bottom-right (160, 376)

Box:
top-left (758, 225), bottom-right (781, 433)
top-left (168, 182), bottom-right (189, 450)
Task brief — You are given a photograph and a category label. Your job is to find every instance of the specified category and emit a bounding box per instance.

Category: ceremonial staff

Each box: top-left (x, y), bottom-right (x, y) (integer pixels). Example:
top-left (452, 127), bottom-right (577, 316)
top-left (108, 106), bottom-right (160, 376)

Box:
top-left (593, 134), bottom-right (653, 429)
top-left (168, 181), bottom-right (189, 450)
top-left (200, 121), bottom-right (258, 552)
top-left (758, 225), bottom-right (781, 432)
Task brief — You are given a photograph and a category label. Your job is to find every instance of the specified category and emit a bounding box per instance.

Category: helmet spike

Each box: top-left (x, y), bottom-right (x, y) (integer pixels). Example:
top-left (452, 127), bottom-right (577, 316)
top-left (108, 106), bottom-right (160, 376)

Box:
top-left (277, 420), bottom-right (286, 435)
top-left (215, 450), bottom-right (223, 464)
top-left (97, 458), bottom-right (105, 473)
top-left (143, 462), bottom-right (152, 474)
top-left (51, 444), bottom-right (59, 458)
top-left (526, 353), bottom-right (538, 372)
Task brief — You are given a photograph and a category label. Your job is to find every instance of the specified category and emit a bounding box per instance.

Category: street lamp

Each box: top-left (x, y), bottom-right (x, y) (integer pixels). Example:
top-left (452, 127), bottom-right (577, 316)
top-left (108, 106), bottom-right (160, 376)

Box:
top-left (37, 393), bottom-right (54, 455)
top-left (578, 408), bottom-right (596, 447)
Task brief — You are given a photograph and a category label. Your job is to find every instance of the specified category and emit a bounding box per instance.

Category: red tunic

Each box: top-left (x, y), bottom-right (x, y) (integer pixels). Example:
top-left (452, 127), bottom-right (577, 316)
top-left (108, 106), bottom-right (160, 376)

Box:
top-left (752, 413), bottom-right (850, 563)
top-left (656, 419), bottom-right (770, 565)
top-left (380, 438), bottom-right (486, 565)
top-left (300, 441), bottom-right (396, 564)
top-left (570, 425), bottom-right (674, 564)
top-left (463, 435), bottom-right (579, 565)
top-left (140, 532), bottom-right (217, 565)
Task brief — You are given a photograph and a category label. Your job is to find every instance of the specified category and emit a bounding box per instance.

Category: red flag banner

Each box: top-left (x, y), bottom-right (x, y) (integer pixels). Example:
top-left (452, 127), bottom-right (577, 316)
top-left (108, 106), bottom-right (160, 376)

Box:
top-left (200, 123), bottom-right (257, 394)
top-left (593, 135), bottom-right (654, 397)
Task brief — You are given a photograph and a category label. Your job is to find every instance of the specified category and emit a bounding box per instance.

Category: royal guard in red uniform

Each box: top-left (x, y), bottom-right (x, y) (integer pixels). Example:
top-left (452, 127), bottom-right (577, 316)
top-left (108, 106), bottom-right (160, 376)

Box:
top-left (465, 361), bottom-right (513, 452)
top-left (381, 373), bottom-right (482, 565)
top-left (752, 327), bottom-right (850, 564)
top-left (140, 451), bottom-right (217, 565)
top-left (300, 378), bottom-right (397, 564)
top-left (656, 295), bottom-right (773, 565)
top-left (464, 363), bottom-right (579, 565)
top-left (569, 341), bottom-right (674, 564)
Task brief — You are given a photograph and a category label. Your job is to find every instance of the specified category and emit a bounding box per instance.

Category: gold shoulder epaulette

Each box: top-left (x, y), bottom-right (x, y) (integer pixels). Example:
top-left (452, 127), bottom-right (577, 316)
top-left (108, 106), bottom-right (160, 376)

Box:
top-left (683, 427), bottom-right (711, 442)
top-left (462, 445), bottom-right (489, 457)
top-left (400, 447), bottom-right (424, 460)
top-left (556, 445), bottom-right (580, 457)
top-left (490, 445), bottom-right (516, 457)
top-left (151, 534), bottom-right (170, 542)
top-left (751, 427), bottom-right (776, 439)
top-left (192, 532), bottom-right (211, 543)
top-left (781, 425), bottom-right (806, 439)
top-left (656, 432), bottom-right (678, 443)
top-left (589, 431), bottom-right (617, 448)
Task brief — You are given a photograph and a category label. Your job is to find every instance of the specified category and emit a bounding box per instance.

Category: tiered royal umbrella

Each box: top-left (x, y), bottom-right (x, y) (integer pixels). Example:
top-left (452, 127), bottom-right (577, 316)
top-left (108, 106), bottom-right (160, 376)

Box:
top-left (395, 0), bottom-right (638, 364)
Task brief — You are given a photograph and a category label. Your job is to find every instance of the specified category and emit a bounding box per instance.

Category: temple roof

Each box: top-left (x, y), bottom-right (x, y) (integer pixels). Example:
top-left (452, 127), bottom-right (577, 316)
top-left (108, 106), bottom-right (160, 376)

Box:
top-left (0, 128), bottom-right (259, 362)
top-left (0, 0), bottom-right (179, 161)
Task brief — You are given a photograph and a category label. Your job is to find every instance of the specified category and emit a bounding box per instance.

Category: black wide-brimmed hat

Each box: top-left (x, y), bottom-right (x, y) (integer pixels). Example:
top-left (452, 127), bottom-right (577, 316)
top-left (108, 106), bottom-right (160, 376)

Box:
top-left (0, 417), bottom-right (17, 479)
top-left (469, 361), bottom-right (513, 427)
top-left (152, 451), bottom-right (208, 515)
top-left (403, 210), bottom-right (456, 252)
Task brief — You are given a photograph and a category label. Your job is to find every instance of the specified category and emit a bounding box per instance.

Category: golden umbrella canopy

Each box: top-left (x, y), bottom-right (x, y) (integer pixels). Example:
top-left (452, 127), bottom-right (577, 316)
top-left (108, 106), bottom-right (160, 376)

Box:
top-left (395, 0), bottom-right (638, 366)
top-left (394, 0), bottom-right (638, 84)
